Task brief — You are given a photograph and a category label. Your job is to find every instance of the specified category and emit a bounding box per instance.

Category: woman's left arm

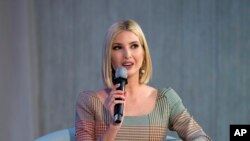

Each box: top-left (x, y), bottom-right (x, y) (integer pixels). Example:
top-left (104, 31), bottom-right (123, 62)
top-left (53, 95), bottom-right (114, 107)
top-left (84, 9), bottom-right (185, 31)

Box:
top-left (166, 88), bottom-right (211, 141)
top-left (170, 110), bottom-right (211, 141)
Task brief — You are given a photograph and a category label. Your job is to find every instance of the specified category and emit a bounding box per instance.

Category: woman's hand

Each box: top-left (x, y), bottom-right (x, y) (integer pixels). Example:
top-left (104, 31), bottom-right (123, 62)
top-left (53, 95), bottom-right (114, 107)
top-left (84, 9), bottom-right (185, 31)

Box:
top-left (104, 84), bottom-right (126, 126)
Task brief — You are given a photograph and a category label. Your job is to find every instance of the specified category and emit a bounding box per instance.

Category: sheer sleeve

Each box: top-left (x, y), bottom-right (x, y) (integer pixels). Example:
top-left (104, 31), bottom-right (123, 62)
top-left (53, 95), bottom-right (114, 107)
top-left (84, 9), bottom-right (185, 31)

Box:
top-left (166, 88), bottom-right (211, 141)
top-left (75, 91), bottom-right (95, 141)
top-left (170, 111), bottom-right (211, 141)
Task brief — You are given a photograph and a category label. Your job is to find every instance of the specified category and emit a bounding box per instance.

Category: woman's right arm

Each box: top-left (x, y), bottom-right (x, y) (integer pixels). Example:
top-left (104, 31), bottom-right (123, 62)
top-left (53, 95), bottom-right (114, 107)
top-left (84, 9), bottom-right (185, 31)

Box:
top-left (100, 84), bottom-right (126, 141)
top-left (75, 85), bottom-right (125, 141)
top-left (99, 124), bottom-right (119, 141)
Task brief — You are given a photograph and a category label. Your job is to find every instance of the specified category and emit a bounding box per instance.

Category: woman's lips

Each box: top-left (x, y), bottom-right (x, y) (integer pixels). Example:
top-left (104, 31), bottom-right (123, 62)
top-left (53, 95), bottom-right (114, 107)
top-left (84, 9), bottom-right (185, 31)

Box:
top-left (122, 62), bottom-right (134, 68)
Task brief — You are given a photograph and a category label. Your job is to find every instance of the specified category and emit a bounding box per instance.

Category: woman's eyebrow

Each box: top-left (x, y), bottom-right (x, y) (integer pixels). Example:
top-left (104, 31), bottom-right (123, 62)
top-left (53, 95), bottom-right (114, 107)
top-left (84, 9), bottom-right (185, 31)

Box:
top-left (112, 41), bottom-right (139, 46)
top-left (129, 41), bottom-right (139, 45)
top-left (112, 43), bottom-right (122, 46)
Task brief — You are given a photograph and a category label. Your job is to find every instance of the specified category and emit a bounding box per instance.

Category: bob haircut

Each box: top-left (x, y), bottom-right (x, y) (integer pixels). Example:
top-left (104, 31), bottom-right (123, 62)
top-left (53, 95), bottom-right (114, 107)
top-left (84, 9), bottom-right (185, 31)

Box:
top-left (102, 19), bottom-right (152, 88)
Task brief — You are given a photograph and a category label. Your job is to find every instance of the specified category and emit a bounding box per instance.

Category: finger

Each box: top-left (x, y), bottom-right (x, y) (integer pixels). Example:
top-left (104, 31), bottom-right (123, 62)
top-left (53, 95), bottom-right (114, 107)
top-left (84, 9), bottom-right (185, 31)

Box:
top-left (112, 100), bottom-right (126, 105)
top-left (110, 90), bottom-right (125, 97)
top-left (110, 95), bottom-right (126, 103)
top-left (106, 99), bottom-right (125, 113)
top-left (107, 97), bottom-right (125, 107)
top-left (114, 95), bottom-right (126, 101)
top-left (112, 83), bottom-right (120, 91)
top-left (108, 94), bottom-right (126, 103)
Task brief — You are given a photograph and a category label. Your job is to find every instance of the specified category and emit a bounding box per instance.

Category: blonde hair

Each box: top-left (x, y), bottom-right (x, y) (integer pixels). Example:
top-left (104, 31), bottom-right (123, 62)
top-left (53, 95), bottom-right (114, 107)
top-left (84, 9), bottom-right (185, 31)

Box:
top-left (102, 19), bottom-right (152, 88)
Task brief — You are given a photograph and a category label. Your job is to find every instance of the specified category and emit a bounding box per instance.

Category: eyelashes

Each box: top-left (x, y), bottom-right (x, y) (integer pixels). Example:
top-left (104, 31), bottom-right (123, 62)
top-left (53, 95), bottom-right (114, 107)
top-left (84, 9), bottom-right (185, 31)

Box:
top-left (112, 44), bottom-right (140, 50)
top-left (112, 45), bottom-right (122, 50)
top-left (131, 44), bottom-right (139, 49)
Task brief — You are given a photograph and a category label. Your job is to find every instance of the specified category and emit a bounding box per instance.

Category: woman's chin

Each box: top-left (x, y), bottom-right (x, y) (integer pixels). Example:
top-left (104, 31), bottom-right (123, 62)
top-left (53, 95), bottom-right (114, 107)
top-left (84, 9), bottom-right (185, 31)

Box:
top-left (126, 71), bottom-right (140, 78)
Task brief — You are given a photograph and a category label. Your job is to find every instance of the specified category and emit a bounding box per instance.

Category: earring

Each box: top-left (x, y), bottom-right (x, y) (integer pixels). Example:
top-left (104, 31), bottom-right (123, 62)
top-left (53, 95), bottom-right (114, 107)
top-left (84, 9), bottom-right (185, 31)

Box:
top-left (140, 68), bottom-right (145, 74)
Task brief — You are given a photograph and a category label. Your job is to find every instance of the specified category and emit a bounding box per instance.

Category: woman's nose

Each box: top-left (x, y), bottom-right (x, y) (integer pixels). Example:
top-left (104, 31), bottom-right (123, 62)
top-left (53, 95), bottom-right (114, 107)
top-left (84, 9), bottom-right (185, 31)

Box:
top-left (124, 48), bottom-right (132, 59)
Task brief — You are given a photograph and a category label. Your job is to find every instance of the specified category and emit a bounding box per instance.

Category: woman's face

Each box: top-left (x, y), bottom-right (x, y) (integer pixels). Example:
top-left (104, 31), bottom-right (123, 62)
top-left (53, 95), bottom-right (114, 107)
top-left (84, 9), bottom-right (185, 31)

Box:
top-left (111, 31), bottom-right (144, 79)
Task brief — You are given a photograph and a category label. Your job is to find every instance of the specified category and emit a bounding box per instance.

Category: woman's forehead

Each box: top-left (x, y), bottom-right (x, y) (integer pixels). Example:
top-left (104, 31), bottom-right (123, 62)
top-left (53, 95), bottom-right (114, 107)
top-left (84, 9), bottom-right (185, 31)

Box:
top-left (112, 31), bottom-right (140, 44)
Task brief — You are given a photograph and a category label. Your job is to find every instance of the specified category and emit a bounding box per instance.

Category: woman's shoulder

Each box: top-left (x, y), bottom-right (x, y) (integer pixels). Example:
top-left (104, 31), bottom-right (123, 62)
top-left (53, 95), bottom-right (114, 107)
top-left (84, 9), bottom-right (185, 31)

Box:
top-left (77, 90), bottom-right (96, 100)
top-left (157, 87), bottom-right (186, 117)
top-left (77, 88), bottom-right (109, 103)
top-left (158, 87), bottom-right (183, 104)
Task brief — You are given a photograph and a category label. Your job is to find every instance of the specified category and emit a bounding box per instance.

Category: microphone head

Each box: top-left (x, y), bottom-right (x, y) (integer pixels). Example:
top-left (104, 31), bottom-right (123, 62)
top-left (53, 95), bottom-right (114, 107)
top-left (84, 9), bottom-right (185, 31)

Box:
top-left (115, 67), bottom-right (127, 79)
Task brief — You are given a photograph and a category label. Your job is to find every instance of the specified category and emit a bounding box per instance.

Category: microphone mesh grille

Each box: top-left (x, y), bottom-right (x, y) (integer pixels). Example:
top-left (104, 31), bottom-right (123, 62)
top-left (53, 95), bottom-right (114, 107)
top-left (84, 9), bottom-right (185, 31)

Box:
top-left (115, 67), bottom-right (127, 79)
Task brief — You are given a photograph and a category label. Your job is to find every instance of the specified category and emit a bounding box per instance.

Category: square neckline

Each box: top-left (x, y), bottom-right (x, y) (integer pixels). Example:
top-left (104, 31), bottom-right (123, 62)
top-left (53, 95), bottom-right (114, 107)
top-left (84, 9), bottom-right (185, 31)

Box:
top-left (92, 88), bottom-right (166, 118)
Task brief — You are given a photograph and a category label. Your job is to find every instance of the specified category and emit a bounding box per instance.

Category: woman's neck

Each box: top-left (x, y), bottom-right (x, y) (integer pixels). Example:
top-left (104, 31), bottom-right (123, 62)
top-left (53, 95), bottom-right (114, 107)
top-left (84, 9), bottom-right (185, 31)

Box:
top-left (124, 75), bottom-right (144, 96)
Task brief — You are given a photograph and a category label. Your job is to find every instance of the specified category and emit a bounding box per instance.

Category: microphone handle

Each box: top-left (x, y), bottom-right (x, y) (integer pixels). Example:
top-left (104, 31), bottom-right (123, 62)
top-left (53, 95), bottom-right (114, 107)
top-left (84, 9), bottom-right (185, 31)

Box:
top-left (114, 78), bottom-right (127, 123)
top-left (114, 102), bottom-right (123, 123)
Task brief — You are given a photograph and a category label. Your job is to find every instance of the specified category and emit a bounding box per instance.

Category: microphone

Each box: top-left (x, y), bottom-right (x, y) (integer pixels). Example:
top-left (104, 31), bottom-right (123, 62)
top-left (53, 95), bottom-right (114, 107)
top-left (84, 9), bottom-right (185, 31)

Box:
top-left (113, 67), bottom-right (128, 123)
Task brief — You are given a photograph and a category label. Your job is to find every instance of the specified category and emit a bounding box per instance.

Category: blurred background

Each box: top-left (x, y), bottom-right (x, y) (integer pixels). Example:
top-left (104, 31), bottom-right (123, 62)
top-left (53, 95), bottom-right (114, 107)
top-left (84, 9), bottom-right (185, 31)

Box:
top-left (1, 0), bottom-right (250, 140)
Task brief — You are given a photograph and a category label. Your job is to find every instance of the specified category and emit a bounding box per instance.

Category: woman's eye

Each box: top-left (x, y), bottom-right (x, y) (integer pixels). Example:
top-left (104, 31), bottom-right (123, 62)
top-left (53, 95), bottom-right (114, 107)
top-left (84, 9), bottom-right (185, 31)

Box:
top-left (112, 46), bottom-right (121, 50)
top-left (131, 44), bottom-right (139, 49)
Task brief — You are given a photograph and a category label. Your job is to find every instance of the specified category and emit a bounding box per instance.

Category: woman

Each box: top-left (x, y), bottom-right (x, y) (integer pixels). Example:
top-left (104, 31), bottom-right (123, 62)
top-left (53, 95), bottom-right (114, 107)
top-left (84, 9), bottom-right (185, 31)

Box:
top-left (75, 19), bottom-right (211, 141)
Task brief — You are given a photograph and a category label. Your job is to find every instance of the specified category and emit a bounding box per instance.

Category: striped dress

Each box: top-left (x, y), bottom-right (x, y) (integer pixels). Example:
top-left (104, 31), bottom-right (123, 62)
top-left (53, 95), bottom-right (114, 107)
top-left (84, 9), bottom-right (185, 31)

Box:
top-left (75, 88), bottom-right (211, 141)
